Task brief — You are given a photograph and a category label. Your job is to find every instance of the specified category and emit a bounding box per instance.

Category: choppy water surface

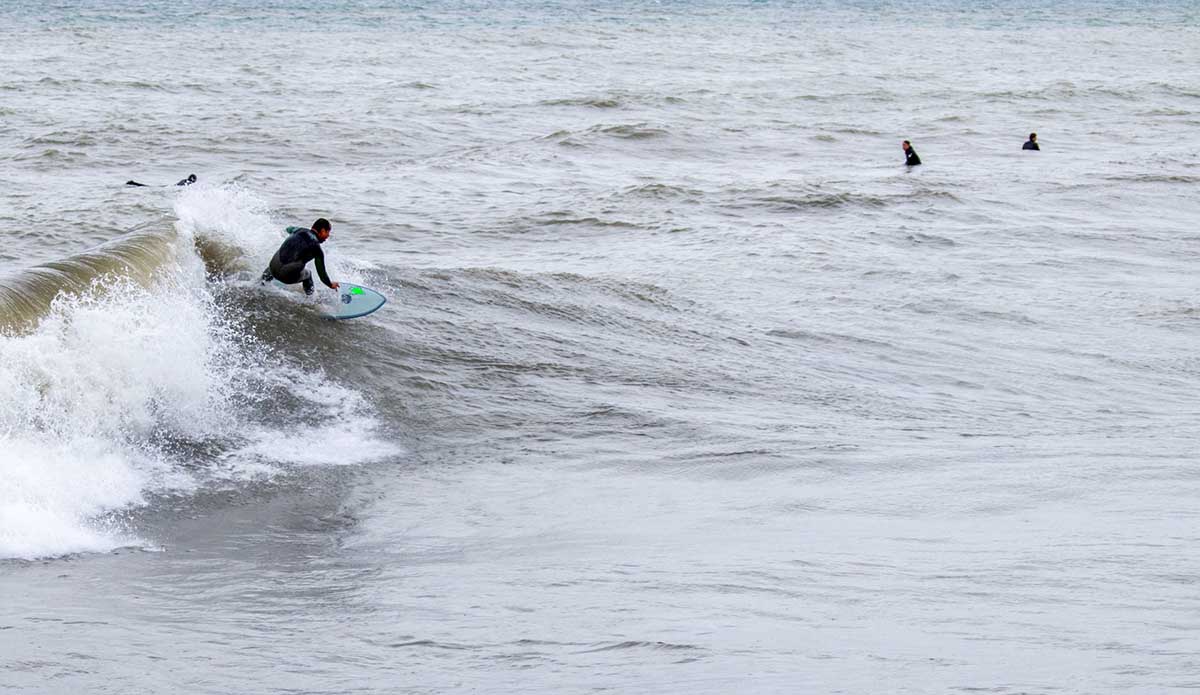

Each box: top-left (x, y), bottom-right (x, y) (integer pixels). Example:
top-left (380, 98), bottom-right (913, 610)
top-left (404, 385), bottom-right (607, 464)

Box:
top-left (2, 1), bottom-right (1200, 692)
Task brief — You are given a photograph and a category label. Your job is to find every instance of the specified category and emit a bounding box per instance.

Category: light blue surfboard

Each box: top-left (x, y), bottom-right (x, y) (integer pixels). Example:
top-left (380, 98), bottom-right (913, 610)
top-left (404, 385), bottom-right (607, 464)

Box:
top-left (271, 279), bottom-right (386, 320)
top-left (325, 283), bottom-right (387, 320)
top-left (263, 228), bottom-right (385, 319)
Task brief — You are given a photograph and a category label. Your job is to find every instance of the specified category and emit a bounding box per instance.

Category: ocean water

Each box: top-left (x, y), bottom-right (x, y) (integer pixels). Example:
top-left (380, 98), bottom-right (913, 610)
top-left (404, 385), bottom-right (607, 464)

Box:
top-left (2, 1), bottom-right (1200, 692)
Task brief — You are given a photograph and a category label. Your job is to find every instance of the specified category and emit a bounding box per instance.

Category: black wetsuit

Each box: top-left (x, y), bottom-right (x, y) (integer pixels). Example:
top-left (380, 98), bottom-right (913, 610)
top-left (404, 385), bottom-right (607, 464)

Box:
top-left (905, 148), bottom-right (922, 166)
top-left (1023, 140), bottom-right (1040, 151)
top-left (261, 227), bottom-right (333, 295)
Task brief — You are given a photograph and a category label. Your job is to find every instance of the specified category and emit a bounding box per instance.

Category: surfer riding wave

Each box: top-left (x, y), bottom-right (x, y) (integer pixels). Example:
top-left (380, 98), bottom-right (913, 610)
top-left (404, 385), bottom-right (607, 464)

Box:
top-left (260, 218), bottom-right (340, 296)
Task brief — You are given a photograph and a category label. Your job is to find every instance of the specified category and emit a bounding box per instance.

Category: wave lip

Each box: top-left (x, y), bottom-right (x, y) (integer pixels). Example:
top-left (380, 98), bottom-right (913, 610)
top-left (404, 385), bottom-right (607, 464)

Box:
top-left (0, 229), bottom-right (178, 333)
top-left (544, 122), bottom-right (671, 147)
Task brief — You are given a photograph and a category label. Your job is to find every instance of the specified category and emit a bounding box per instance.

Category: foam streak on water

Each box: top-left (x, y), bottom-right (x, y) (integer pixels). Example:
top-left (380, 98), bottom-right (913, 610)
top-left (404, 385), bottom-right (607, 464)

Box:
top-left (2, 1), bottom-right (1200, 693)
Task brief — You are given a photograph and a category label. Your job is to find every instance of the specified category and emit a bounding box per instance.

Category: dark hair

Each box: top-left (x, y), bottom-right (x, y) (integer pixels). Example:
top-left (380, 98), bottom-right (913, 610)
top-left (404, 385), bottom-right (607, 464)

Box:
top-left (312, 218), bottom-right (331, 232)
top-left (1029, 132), bottom-right (1037, 139)
top-left (903, 140), bottom-right (911, 146)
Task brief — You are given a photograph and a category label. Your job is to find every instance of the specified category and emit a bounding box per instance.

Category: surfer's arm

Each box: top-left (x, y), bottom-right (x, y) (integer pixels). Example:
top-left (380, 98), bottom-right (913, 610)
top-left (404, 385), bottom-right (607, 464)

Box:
top-left (313, 249), bottom-right (337, 290)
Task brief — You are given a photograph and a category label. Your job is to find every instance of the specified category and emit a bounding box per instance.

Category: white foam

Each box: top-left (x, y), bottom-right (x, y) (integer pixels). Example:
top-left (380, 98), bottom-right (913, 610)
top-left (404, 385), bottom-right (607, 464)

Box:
top-left (174, 182), bottom-right (283, 265)
top-left (1, 439), bottom-right (152, 559)
top-left (223, 366), bottom-right (402, 470)
top-left (173, 182), bottom-right (379, 291)
top-left (0, 275), bottom-right (223, 559)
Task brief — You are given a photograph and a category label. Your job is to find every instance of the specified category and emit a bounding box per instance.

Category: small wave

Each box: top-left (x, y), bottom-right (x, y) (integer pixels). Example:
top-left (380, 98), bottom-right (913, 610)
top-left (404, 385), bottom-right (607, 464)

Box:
top-left (724, 187), bottom-right (887, 212)
top-left (905, 232), bottom-right (956, 247)
top-left (32, 76), bottom-right (169, 92)
top-left (900, 301), bottom-right (1038, 326)
top-left (597, 124), bottom-right (669, 139)
top-left (544, 271), bottom-right (679, 309)
top-left (1103, 174), bottom-right (1200, 185)
top-left (766, 328), bottom-right (894, 349)
top-left (527, 212), bottom-right (639, 229)
top-left (1151, 82), bottom-right (1200, 99)
top-left (722, 180), bottom-right (960, 213)
top-left (118, 80), bottom-right (165, 91)
top-left (578, 640), bottom-right (701, 653)
top-left (387, 639), bottom-right (472, 650)
top-left (23, 131), bottom-right (97, 147)
top-left (616, 183), bottom-right (704, 200)
top-left (535, 87), bottom-right (688, 111)
top-left (416, 266), bottom-right (691, 340)
top-left (1134, 303), bottom-right (1200, 325)
top-left (448, 267), bottom-right (674, 305)
top-left (1138, 108), bottom-right (1191, 117)
top-left (766, 328), bottom-right (834, 343)
top-left (972, 309), bottom-right (1039, 326)
top-left (759, 192), bottom-right (887, 210)
top-left (981, 82), bottom-right (1138, 102)
top-left (831, 126), bottom-right (882, 136)
top-left (541, 95), bottom-right (622, 108)
top-left (544, 122), bottom-right (670, 147)
top-left (910, 188), bottom-right (962, 203)
top-left (9, 148), bottom-right (90, 163)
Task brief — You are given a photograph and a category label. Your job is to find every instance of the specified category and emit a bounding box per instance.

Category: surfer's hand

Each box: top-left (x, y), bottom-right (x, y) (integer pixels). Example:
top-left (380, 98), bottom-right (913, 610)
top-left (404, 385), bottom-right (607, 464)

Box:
top-left (331, 282), bottom-right (340, 290)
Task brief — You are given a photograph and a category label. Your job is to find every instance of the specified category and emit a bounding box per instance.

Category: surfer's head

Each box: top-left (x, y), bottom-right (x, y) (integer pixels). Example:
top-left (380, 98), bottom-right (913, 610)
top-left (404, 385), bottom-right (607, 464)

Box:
top-left (902, 140), bottom-right (912, 151)
top-left (313, 218), bottom-right (332, 242)
top-left (1028, 132), bottom-right (1037, 142)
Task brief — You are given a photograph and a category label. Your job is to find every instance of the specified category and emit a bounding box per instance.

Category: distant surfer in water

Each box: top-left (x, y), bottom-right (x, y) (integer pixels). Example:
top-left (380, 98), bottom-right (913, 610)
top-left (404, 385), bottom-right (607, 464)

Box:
top-left (902, 140), bottom-right (921, 166)
top-left (260, 218), bottom-right (340, 296)
top-left (1022, 133), bottom-right (1040, 151)
top-left (125, 174), bottom-right (197, 187)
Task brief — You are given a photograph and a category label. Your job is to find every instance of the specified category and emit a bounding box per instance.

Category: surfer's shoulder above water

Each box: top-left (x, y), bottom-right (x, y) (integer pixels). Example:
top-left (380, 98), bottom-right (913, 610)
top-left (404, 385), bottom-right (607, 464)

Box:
top-left (902, 139), bottom-right (921, 166)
